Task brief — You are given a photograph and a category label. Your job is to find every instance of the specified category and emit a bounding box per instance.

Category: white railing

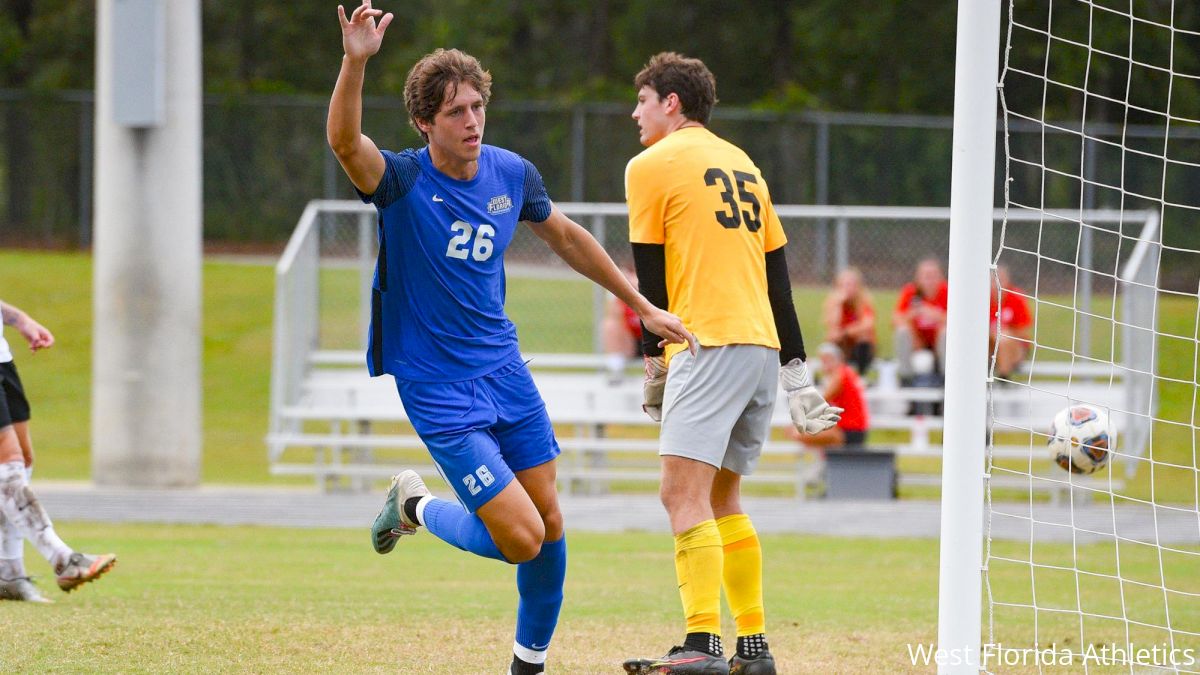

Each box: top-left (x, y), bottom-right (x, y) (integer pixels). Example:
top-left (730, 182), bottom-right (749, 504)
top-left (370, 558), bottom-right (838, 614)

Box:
top-left (269, 200), bottom-right (1160, 464)
top-left (269, 200), bottom-right (375, 441)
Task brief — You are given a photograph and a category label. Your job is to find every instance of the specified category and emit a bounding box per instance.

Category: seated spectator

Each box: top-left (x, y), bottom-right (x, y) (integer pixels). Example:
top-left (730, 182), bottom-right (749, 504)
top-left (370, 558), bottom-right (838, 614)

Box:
top-left (601, 266), bottom-right (643, 381)
top-left (790, 343), bottom-right (869, 448)
top-left (822, 266), bottom-right (877, 375)
top-left (990, 265), bottom-right (1032, 380)
top-left (893, 257), bottom-right (948, 381)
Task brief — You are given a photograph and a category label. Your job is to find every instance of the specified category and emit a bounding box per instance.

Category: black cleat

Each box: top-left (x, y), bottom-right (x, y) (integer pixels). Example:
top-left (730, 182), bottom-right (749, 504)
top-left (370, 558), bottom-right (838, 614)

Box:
top-left (623, 645), bottom-right (729, 674)
top-left (729, 650), bottom-right (775, 675)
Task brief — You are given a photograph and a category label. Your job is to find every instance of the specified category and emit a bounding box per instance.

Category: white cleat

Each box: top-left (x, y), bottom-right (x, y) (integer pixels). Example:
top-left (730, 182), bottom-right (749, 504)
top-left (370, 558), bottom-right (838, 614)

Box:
top-left (370, 470), bottom-right (431, 554)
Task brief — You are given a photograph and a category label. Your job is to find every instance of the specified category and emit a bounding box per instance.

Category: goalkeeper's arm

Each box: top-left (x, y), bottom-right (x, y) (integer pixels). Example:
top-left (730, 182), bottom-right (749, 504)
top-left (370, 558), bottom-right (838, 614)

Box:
top-left (766, 247), bottom-right (843, 434)
top-left (765, 247), bottom-right (807, 365)
top-left (631, 243), bottom-right (669, 420)
top-left (631, 243), bottom-right (668, 357)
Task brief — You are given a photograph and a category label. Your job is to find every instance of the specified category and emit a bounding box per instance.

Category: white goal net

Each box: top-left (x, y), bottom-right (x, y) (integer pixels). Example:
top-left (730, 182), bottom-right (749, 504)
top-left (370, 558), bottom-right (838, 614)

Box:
top-left (984, 0), bottom-right (1200, 671)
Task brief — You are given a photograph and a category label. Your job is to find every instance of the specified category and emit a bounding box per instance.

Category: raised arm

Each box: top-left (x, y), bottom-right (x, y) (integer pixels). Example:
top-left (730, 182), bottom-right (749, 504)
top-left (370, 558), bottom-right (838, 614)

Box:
top-left (327, 1), bottom-right (393, 195)
top-left (0, 300), bottom-right (54, 352)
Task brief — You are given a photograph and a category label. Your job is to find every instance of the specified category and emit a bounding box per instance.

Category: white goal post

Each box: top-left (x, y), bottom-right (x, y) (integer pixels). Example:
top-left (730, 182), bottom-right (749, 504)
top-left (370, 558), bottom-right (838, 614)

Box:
top-left (937, 1), bottom-right (1002, 671)
top-left (940, 1), bottom-right (1200, 673)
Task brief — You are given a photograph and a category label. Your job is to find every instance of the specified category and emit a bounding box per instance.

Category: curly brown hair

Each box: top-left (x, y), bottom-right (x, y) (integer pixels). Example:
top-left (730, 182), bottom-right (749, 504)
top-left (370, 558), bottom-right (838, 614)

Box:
top-left (633, 52), bottom-right (718, 125)
top-left (404, 48), bottom-right (493, 141)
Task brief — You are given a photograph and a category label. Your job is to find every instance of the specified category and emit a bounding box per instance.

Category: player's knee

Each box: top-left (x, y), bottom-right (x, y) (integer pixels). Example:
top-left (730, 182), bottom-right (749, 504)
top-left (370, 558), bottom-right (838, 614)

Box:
top-left (660, 481), bottom-right (693, 515)
top-left (710, 490), bottom-right (740, 517)
top-left (508, 545), bottom-right (540, 564)
top-left (502, 528), bottom-right (545, 564)
top-left (540, 507), bottom-right (564, 542)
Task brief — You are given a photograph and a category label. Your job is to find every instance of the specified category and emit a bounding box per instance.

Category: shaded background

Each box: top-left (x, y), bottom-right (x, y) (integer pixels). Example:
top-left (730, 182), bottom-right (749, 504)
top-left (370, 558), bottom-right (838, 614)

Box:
top-left (2, 0), bottom-right (1199, 288)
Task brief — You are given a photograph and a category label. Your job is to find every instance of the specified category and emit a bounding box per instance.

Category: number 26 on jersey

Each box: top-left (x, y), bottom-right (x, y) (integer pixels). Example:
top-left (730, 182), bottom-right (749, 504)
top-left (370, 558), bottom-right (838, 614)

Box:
top-left (445, 220), bottom-right (495, 262)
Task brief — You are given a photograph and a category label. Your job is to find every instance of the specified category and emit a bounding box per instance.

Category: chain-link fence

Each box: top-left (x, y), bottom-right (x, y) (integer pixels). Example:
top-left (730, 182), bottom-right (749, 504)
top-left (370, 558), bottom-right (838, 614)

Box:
top-left (3, 88), bottom-right (1196, 291)
top-left (289, 201), bottom-right (1157, 362)
top-left (1, 90), bottom-right (964, 248)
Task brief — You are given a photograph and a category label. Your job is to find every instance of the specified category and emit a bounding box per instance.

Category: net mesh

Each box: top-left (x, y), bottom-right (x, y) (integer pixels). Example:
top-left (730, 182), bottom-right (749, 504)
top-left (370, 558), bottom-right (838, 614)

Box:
top-left (987, 0), bottom-right (1200, 670)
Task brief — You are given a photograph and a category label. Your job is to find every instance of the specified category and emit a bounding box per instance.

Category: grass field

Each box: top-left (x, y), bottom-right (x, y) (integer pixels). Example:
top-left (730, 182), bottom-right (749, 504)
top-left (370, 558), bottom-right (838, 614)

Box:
top-left (2, 251), bottom-right (1199, 672)
top-left (1, 249), bottom-right (1196, 504)
top-left (6, 522), bottom-right (1197, 673)
top-left (2, 524), bottom-right (938, 673)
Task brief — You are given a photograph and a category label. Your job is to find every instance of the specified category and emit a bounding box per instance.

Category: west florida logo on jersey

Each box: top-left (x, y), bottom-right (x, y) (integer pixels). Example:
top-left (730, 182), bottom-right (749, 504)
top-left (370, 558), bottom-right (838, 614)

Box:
top-left (487, 194), bottom-right (514, 215)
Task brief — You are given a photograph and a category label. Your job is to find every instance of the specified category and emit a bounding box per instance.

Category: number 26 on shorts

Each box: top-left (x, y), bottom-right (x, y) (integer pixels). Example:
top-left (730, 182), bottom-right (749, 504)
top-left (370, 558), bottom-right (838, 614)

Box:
top-left (462, 464), bottom-right (496, 496)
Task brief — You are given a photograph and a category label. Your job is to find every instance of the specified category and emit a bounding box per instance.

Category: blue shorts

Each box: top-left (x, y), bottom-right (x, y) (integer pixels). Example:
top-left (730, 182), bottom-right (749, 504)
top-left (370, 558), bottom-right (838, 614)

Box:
top-left (396, 357), bottom-right (561, 513)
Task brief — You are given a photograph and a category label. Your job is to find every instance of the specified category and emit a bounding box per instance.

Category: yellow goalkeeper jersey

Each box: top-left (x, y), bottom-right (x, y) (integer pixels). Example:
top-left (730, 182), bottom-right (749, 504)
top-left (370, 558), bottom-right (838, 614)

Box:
top-left (625, 126), bottom-right (787, 362)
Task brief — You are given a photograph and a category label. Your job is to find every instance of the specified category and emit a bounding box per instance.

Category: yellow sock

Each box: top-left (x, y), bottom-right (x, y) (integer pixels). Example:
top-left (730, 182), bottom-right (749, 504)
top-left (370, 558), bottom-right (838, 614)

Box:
top-left (717, 513), bottom-right (765, 636)
top-left (674, 519), bottom-right (723, 635)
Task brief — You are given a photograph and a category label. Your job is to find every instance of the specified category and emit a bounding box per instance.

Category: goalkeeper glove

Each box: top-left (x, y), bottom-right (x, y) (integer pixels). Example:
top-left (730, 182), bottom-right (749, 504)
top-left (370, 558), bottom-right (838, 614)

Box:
top-left (780, 358), bottom-right (844, 435)
top-left (642, 354), bottom-right (667, 422)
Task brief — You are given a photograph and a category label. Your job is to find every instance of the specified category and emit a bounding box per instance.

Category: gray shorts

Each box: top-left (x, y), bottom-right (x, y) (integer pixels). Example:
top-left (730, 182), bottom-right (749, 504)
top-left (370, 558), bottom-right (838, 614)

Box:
top-left (660, 344), bottom-right (779, 475)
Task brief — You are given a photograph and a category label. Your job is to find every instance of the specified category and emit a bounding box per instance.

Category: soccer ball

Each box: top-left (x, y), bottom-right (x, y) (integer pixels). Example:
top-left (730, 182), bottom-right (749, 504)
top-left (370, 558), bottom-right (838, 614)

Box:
top-left (1047, 404), bottom-right (1115, 474)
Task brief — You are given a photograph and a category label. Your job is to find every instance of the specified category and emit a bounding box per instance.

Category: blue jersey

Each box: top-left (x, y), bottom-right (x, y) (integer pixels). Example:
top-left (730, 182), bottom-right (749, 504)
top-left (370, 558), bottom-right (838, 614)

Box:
top-left (359, 145), bottom-right (552, 382)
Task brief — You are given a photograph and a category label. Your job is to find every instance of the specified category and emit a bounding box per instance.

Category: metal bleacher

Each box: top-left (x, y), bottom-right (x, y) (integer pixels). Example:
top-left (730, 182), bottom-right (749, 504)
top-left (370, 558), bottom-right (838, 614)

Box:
top-left (268, 201), bottom-right (1154, 499)
top-left (269, 347), bottom-right (1130, 501)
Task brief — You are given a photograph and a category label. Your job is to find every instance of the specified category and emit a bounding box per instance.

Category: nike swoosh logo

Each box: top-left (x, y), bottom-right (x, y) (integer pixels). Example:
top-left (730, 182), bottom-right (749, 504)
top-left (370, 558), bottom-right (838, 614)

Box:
top-left (531, 643), bottom-right (548, 650)
top-left (432, 195), bottom-right (444, 202)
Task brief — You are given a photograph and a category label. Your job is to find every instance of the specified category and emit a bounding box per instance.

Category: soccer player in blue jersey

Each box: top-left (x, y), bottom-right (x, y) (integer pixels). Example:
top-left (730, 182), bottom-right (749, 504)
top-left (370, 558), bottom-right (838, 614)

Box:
top-left (328, 3), bottom-right (695, 673)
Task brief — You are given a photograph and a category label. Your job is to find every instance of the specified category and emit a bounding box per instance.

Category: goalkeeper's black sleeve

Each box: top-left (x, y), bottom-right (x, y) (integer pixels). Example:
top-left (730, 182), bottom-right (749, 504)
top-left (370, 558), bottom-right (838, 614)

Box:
top-left (631, 242), bottom-right (668, 357)
top-left (766, 246), bottom-right (807, 364)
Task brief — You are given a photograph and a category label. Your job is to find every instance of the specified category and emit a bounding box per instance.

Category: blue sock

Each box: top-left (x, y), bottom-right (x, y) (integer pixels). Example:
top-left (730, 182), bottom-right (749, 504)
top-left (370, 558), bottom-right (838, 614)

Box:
top-left (514, 536), bottom-right (567, 661)
top-left (421, 497), bottom-right (507, 562)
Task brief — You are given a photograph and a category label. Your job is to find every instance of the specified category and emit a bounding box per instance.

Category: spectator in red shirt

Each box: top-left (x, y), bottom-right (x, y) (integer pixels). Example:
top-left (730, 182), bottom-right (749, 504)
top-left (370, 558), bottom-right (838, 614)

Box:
top-left (893, 258), bottom-right (948, 380)
top-left (791, 343), bottom-right (869, 448)
top-left (601, 266), bottom-right (643, 380)
top-left (822, 267), bottom-right (876, 375)
top-left (990, 265), bottom-right (1032, 379)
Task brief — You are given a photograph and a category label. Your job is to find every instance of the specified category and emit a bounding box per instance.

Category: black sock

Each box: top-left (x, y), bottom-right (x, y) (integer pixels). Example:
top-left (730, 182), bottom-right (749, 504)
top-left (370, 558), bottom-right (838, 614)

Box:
top-left (683, 632), bottom-right (723, 657)
top-left (510, 654), bottom-right (544, 675)
top-left (737, 633), bottom-right (769, 658)
top-left (403, 496), bottom-right (423, 525)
